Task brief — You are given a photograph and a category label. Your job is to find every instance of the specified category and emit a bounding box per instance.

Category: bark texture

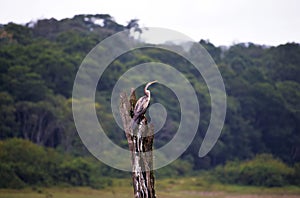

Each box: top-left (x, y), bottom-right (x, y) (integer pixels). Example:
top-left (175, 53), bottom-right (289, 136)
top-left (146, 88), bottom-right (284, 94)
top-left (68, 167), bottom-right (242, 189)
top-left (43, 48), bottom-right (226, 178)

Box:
top-left (119, 90), bottom-right (156, 198)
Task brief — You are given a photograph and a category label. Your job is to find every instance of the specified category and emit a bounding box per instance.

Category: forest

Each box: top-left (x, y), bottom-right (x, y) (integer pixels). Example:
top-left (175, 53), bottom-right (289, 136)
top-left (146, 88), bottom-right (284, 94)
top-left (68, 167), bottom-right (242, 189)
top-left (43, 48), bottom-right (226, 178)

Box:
top-left (0, 14), bottom-right (299, 189)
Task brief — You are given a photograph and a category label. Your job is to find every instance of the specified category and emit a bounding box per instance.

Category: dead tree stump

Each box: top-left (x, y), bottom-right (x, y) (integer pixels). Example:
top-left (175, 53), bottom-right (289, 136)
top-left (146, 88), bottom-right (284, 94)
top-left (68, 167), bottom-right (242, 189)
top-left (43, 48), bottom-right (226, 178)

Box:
top-left (119, 89), bottom-right (156, 198)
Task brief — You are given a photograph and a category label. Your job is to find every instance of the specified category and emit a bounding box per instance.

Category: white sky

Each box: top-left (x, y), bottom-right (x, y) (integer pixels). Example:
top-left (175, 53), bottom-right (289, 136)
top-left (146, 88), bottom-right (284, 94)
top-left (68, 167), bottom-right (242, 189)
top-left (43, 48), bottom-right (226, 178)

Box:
top-left (1, 0), bottom-right (299, 46)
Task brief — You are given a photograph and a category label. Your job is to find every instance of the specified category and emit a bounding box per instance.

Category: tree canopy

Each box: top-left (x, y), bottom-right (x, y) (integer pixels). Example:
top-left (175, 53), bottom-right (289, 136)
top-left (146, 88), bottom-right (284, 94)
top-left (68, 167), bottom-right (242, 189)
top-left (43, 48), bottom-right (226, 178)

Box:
top-left (0, 14), bottom-right (299, 178)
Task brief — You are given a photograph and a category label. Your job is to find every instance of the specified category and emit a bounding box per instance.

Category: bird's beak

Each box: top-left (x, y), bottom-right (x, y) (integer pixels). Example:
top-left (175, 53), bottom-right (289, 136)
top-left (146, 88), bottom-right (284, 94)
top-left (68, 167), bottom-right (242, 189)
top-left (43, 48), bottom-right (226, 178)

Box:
top-left (149, 80), bottom-right (158, 85)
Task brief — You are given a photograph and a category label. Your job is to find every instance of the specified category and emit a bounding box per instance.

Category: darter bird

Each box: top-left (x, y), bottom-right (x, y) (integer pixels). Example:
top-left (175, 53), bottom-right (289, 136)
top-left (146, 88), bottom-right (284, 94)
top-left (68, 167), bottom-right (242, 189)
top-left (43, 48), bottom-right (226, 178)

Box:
top-left (131, 80), bottom-right (157, 129)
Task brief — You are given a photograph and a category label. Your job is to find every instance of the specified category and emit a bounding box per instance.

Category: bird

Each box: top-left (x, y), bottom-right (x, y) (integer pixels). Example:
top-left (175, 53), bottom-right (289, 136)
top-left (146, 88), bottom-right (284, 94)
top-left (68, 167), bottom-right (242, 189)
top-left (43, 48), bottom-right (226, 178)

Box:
top-left (131, 80), bottom-right (157, 130)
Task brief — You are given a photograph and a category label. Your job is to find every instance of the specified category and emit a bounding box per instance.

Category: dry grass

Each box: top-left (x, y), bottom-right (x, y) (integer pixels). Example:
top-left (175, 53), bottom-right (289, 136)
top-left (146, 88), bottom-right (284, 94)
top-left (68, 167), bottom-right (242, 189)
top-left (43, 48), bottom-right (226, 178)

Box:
top-left (1, 188), bottom-right (300, 198)
top-left (0, 177), bottom-right (299, 198)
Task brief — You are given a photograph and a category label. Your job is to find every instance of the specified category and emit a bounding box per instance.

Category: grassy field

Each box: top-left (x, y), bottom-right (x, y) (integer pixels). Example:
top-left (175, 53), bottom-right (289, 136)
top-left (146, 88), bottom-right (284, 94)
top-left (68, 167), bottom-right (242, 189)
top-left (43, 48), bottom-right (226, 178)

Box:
top-left (0, 177), bottom-right (299, 198)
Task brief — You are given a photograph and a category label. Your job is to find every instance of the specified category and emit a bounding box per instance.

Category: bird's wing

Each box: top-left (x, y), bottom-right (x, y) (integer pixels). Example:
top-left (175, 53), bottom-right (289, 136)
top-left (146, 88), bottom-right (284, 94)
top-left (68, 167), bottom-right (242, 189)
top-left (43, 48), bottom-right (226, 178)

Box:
top-left (134, 96), bottom-right (149, 117)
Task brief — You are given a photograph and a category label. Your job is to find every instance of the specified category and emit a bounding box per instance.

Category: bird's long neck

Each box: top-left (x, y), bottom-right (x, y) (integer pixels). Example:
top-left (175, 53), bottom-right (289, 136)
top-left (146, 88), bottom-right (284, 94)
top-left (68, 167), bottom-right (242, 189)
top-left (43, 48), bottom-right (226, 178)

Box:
top-left (144, 81), bottom-right (156, 97)
top-left (144, 89), bottom-right (150, 97)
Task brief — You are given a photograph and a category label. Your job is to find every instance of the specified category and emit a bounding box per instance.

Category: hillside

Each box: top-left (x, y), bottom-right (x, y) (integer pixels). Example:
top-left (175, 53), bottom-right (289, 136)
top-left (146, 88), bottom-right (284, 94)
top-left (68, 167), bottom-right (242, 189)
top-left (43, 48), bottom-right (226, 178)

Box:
top-left (0, 14), bottom-right (299, 182)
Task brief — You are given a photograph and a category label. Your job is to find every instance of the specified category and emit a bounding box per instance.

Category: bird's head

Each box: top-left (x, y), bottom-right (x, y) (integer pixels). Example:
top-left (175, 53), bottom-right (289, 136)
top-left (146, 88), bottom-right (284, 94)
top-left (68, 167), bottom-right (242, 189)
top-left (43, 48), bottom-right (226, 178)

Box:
top-left (145, 80), bottom-right (157, 89)
top-left (144, 80), bottom-right (157, 95)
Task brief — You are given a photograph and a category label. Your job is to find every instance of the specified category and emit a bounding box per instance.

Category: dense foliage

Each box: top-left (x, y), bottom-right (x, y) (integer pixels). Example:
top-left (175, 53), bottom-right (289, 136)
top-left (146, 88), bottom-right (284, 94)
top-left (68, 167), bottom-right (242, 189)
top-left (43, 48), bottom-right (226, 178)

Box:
top-left (0, 138), bottom-right (124, 188)
top-left (0, 14), bottom-right (299, 187)
top-left (214, 154), bottom-right (298, 187)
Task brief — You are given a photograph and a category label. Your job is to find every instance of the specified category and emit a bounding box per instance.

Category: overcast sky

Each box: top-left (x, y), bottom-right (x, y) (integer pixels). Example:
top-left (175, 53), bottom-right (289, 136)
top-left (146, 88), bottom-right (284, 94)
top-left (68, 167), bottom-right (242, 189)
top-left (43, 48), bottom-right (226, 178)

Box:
top-left (1, 0), bottom-right (299, 46)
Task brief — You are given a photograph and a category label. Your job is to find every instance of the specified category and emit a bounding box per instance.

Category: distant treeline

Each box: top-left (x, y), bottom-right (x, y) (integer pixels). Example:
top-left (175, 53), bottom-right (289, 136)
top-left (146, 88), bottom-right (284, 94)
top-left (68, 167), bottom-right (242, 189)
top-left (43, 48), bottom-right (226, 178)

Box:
top-left (0, 14), bottom-right (299, 182)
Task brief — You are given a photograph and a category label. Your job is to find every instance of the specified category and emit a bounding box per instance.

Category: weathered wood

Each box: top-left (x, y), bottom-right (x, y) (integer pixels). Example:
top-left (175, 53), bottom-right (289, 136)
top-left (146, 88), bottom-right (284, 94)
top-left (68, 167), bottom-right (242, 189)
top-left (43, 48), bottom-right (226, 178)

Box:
top-left (119, 90), bottom-right (156, 198)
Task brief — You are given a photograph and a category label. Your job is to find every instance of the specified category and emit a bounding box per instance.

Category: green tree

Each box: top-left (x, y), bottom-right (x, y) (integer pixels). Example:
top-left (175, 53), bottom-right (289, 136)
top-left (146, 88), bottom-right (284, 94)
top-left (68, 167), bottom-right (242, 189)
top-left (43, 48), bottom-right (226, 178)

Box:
top-left (4, 23), bottom-right (33, 45)
top-left (4, 65), bottom-right (48, 101)
top-left (0, 92), bottom-right (16, 138)
top-left (215, 154), bottom-right (294, 186)
top-left (15, 95), bottom-right (66, 146)
top-left (0, 138), bottom-right (60, 187)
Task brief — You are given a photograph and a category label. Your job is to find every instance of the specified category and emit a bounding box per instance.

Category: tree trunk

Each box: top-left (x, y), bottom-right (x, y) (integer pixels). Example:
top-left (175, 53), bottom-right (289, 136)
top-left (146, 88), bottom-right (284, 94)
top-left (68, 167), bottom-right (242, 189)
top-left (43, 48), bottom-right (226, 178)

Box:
top-left (119, 90), bottom-right (156, 198)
